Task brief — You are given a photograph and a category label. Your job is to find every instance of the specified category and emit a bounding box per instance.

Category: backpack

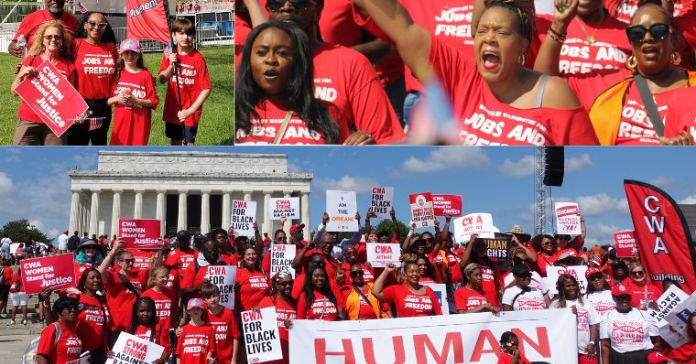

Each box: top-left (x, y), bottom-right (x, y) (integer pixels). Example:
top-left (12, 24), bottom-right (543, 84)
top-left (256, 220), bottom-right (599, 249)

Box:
top-left (67, 236), bottom-right (80, 251)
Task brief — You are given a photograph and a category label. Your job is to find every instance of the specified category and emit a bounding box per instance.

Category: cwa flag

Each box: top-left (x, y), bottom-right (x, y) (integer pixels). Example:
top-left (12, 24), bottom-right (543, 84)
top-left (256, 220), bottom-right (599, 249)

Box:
top-left (624, 179), bottom-right (696, 293)
top-left (126, 0), bottom-right (170, 44)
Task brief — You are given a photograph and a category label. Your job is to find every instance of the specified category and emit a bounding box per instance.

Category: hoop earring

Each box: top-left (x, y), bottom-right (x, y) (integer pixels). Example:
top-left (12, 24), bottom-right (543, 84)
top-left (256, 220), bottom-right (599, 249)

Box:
top-left (671, 51), bottom-right (681, 66)
top-left (626, 55), bottom-right (637, 70)
top-left (518, 54), bottom-right (525, 66)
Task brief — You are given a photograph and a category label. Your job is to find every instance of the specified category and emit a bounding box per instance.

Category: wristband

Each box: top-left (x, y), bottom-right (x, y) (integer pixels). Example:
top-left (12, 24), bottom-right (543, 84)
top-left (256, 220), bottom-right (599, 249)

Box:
top-left (547, 29), bottom-right (566, 44)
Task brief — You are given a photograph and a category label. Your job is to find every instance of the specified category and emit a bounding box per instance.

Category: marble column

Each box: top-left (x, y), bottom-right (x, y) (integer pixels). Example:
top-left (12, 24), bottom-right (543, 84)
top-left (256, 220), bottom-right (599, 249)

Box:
top-left (284, 191), bottom-right (293, 226)
top-left (301, 192), bottom-right (310, 241)
top-left (80, 192), bottom-right (89, 235)
top-left (111, 190), bottom-right (121, 238)
top-left (156, 190), bottom-right (166, 236)
top-left (68, 191), bottom-right (80, 234)
top-left (263, 191), bottom-right (272, 238)
top-left (134, 190), bottom-right (144, 219)
top-left (177, 191), bottom-right (187, 232)
top-left (201, 191), bottom-right (210, 234)
top-left (89, 190), bottom-right (100, 236)
top-left (222, 192), bottom-right (231, 230)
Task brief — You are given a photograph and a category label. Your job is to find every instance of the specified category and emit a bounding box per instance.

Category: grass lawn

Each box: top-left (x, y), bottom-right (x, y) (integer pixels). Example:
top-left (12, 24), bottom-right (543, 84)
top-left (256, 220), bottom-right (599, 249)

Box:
top-left (0, 45), bottom-right (234, 145)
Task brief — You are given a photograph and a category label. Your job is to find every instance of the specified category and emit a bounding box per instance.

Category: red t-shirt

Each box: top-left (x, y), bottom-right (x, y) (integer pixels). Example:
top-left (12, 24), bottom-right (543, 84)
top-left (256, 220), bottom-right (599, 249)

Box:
top-left (37, 321), bottom-right (82, 364)
top-left (445, 251), bottom-right (463, 284)
top-left (236, 268), bottom-right (270, 312)
top-left (664, 86), bottom-right (696, 144)
top-left (454, 286), bottom-right (488, 311)
top-left (207, 307), bottom-right (240, 364)
top-left (166, 268), bottom-right (181, 291)
top-left (180, 261), bottom-right (229, 292)
top-left (235, 98), bottom-right (350, 144)
top-left (382, 284), bottom-right (442, 317)
top-left (73, 294), bottom-right (111, 352)
top-left (17, 56), bottom-right (75, 123)
top-left (73, 262), bottom-right (96, 282)
top-left (165, 248), bottom-right (197, 272)
top-left (605, 0), bottom-right (693, 24)
top-left (536, 14), bottom-right (630, 76)
top-left (292, 272), bottom-right (343, 301)
top-left (9, 272), bottom-right (23, 293)
top-left (428, 37), bottom-right (599, 145)
top-left (298, 250), bottom-right (340, 278)
top-left (110, 69), bottom-right (159, 146)
top-left (497, 352), bottom-right (532, 364)
top-left (13, 10), bottom-right (78, 50)
top-left (319, 0), bottom-right (362, 47)
top-left (480, 264), bottom-right (501, 309)
top-left (175, 323), bottom-right (217, 364)
top-left (127, 249), bottom-right (155, 272)
top-left (73, 39), bottom-right (118, 99)
top-left (621, 279), bottom-right (662, 308)
top-left (221, 254), bottom-right (238, 266)
top-left (132, 323), bottom-right (170, 351)
top-left (258, 296), bottom-right (296, 364)
top-left (104, 270), bottom-right (147, 331)
top-left (297, 291), bottom-right (344, 320)
top-left (158, 50), bottom-right (211, 127)
top-left (141, 288), bottom-right (177, 331)
top-left (1, 266), bottom-right (12, 285)
top-left (339, 263), bottom-right (375, 284)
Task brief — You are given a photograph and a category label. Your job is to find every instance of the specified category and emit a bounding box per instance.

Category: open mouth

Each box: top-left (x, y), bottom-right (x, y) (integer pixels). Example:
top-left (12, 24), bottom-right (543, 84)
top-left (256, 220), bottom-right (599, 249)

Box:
top-left (641, 45), bottom-right (660, 59)
top-left (264, 69), bottom-right (279, 80)
top-left (482, 51), bottom-right (500, 70)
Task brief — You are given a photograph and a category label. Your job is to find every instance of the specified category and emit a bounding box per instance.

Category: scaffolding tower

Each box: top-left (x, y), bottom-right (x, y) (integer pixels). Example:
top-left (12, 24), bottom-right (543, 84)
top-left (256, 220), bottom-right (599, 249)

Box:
top-left (535, 146), bottom-right (545, 235)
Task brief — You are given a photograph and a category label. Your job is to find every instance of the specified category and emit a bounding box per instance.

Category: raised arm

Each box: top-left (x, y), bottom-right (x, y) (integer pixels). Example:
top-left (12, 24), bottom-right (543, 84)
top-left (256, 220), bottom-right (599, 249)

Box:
top-left (371, 263), bottom-right (396, 301)
top-left (364, 210), bottom-right (375, 237)
top-left (390, 209), bottom-right (400, 242)
top-left (99, 240), bottom-right (123, 284)
top-left (459, 234), bottom-right (478, 268)
top-left (243, 0), bottom-right (268, 28)
top-left (533, 0), bottom-right (578, 76)
top-left (354, 0), bottom-right (432, 79)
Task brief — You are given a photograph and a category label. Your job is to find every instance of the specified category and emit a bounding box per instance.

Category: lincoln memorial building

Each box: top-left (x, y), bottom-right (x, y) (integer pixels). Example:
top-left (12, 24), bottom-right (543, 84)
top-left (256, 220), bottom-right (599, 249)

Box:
top-left (68, 151), bottom-right (312, 240)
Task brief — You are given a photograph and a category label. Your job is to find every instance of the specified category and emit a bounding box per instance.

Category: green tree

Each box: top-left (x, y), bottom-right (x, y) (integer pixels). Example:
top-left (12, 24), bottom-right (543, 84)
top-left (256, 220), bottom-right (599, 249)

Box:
top-left (373, 218), bottom-right (409, 244)
top-left (1, 219), bottom-right (49, 243)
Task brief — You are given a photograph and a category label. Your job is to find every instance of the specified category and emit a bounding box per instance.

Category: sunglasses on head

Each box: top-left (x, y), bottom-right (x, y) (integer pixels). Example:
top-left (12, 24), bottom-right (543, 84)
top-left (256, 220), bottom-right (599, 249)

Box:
top-left (626, 23), bottom-right (670, 44)
top-left (266, 0), bottom-right (317, 12)
top-left (349, 270), bottom-right (364, 277)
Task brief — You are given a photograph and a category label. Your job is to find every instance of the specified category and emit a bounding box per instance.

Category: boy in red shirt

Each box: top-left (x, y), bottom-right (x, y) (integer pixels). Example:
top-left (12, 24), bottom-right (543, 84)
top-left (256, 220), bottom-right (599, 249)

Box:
top-left (158, 19), bottom-right (211, 146)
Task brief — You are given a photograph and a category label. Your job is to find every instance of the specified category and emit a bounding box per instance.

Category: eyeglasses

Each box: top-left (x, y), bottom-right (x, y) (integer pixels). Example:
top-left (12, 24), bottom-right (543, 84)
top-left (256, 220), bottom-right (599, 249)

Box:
top-left (88, 21), bottom-right (108, 29)
top-left (631, 270), bottom-right (645, 277)
top-left (590, 275), bottom-right (604, 281)
top-left (120, 259), bottom-right (134, 264)
top-left (626, 23), bottom-right (670, 44)
top-left (44, 35), bottom-right (63, 41)
top-left (266, 0), bottom-right (317, 12)
top-left (349, 270), bottom-right (364, 277)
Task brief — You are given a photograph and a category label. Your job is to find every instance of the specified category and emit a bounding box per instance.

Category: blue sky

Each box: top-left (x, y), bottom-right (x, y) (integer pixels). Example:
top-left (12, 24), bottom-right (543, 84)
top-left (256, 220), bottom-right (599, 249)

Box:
top-left (1, 146), bottom-right (695, 247)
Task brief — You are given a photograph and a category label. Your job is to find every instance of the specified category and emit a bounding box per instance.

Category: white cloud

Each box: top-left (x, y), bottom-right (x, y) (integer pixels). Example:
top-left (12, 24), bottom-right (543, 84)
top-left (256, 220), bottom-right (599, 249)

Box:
top-left (575, 193), bottom-right (626, 216)
top-left (680, 195), bottom-right (696, 204)
top-left (287, 162), bottom-right (303, 173)
top-left (565, 154), bottom-right (595, 172)
top-left (400, 148), bottom-right (490, 174)
top-left (312, 176), bottom-right (380, 195)
top-left (0, 173), bottom-right (16, 197)
top-left (649, 177), bottom-right (676, 190)
top-left (500, 155), bottom-right (536, 177)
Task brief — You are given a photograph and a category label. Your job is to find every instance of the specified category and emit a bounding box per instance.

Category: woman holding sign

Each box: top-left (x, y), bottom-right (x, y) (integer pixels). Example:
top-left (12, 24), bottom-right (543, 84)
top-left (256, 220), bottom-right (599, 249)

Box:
top-left (10, 20), bottom-right (76, 146)
top-left (259, 272), bottom-right (297, 364)
top-left (36, 296), bottom-right (83, 364)
top-left (126, 297), bottom-right (170, 363)
top-left (372, 260), bottom-right (442, 317)
top-left (69, 268), bottom-right (111, 364)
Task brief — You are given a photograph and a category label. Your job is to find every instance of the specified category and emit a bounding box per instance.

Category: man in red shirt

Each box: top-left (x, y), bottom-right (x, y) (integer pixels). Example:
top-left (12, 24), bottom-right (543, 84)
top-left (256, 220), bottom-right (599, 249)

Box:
top-left (165, 230), bottom-right (198, 276)
top-left (8, 0), bottom-right (78, 57)
top-left (181, 239), bottom-right (228, 299)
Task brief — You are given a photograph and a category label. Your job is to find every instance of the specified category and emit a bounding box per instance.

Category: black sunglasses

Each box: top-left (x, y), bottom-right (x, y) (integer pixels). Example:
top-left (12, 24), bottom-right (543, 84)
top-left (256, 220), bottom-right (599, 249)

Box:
top-left (349, 270), bottom-right (364, 277)
top-left (278, 280), bottom-right (294, 286)
top-left (266, 0), bottom-right (316, 12)
top-left (626, 23), bottom-right (670, 44)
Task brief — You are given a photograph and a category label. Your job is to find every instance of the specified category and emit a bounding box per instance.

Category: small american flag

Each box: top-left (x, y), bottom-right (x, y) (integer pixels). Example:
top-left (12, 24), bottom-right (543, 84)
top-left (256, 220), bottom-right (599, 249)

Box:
top-left (88, 117), bottom-right (105, 131)
top-left (163, 41), bottom-right (173, 59)
top-left (77, 2), bottom-right (88, 14)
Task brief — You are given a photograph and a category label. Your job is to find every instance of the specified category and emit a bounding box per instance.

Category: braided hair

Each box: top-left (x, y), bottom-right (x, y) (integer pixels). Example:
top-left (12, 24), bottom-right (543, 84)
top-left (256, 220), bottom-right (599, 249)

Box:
top-left (482, 0), bottom-right (536, 44)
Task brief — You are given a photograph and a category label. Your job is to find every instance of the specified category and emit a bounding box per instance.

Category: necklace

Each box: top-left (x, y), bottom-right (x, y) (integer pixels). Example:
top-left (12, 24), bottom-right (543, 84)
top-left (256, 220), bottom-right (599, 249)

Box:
top-left (577, 11), bottom-right (607, 45)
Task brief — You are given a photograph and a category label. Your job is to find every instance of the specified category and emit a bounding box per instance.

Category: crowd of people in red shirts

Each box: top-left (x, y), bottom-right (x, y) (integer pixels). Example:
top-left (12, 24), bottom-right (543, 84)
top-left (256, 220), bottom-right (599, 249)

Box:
top-left (22, 206), bottom-right (696, 364)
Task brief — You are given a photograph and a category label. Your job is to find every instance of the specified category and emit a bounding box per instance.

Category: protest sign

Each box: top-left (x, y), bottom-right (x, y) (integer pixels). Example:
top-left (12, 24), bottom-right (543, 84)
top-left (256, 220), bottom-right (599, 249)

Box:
top-left (232, 200), bottom-right (257, 237)
top-left (409, 193), bottom-right (436, 228)
top-left (432, 194), bottom-right (463, 216)
top-left (658, 319), bottom-right (690, 349)
top-left (205, 265), bottom-right (237, 309)
top-left (453, 213), bottom-right (495, 243)
top-left (15, 61), bottom-right (88, 137)
top-left (20, 254), bottom-right (76, 294)
top-left (366, 243), bottom-right (401, 268)
top-left (326, 190), bottom-right (359, 232)
top-left (290, 309), bottom-right (577, 364)
top-left (369, 187), bottom-right (394, 219)
top-left (480, 237), bottom-right (511, 261)
top-left (554, 202), bottom-right (582, 235)
top-left (664, 289), bottom-right (696, 334)
top-left (106, 332), bottom-right (164, 364)
top-left (649, 286), bottom-right (689, 323)
top-left (614, 231), bottom-right (638, 258)
top-left (270, 244), bottom-right (296, 278)
top-left (241, 307), bottom-right (283, 363)
top-left (118, 219), bottom-right (161, 249)
top-left (545, 266), bottom-right (589, 296)
top-left (269, 198), bottom-right (300, 220)
top-left (423, 283), bottom-right (450, 316)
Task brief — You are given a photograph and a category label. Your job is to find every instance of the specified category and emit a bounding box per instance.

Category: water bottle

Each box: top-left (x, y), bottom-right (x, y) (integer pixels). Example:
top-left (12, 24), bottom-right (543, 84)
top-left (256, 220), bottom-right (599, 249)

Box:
top-left (16, 34), bottom-right (27, 58)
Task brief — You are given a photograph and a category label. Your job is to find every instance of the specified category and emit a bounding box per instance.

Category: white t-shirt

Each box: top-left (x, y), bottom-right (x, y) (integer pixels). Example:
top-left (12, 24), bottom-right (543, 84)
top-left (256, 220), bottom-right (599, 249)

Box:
top-left (587, 290), bottom-right (617, 318)
top-left (57, 233), bottom-right (69, 250)
top-left (0, 237), bottom-right (11, 252)
top-left (502, 286), bottom-right (547, 311)
top-left (503, 270), bottom-right (548, 293)
top-left (550, 298), bottom-right (600, 354)
top-left (600, 308), bottom-right (658, 353)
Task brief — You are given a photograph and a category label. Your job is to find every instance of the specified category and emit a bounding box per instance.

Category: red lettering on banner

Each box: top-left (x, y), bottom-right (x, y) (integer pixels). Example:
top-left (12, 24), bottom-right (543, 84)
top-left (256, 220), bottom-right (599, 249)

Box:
top-left (373, 188), bottom-right (385, 194)
top-left (242, 310), bottom-right (262, 322)
top-left (513, 327), bottom-right (551, 358)
top-left (208, 266), bottom-right (225, 275)
top-left (376, 246), bottom-right (393, 254)
top-left (362, 337), bottom-right (405, 364)
top-left (315, 338), bottom-right (355, 364)
top-left (413, 332), bottom-right (464, 363)
top-left (470, 329), bottom-right (499, 361)
top-left (233, 200), bottom-right (248, 209)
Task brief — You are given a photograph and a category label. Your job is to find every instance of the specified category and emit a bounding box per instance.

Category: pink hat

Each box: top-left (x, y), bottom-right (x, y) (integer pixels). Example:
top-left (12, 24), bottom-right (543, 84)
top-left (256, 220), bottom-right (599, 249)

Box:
top-left (119, 38), bottom-right (141, 54)
top-left (186, 298), bottom-right (207, 311)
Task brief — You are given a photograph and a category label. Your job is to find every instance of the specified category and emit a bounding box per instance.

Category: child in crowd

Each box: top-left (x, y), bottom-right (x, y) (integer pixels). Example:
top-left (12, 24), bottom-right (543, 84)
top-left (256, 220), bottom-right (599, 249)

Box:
top-left (108, 38), bottom-right (159, 146)
top-left (176, 298), bottom-right (216, 364)
top-left (201, 283), bottom-right (240, 364)
top-left (158, 18), bottom-right (211, 146)
top-left (126, 297), bottom-right (170, 364)
top-left (142, 266), bottom-right (177, 333)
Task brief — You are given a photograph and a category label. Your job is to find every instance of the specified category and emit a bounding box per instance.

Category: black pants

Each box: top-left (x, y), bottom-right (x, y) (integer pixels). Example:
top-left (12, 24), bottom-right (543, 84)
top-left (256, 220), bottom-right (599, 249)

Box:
top-left (67, 98), bottom-right (112, 145)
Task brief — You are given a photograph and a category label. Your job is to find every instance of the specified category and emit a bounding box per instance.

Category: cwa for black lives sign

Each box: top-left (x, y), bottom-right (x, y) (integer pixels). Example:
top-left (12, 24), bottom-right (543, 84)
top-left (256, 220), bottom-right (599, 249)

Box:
top-left (369, 187), bottom-right (394, 219)
top-left (232, 200), bottom-right (256, 236)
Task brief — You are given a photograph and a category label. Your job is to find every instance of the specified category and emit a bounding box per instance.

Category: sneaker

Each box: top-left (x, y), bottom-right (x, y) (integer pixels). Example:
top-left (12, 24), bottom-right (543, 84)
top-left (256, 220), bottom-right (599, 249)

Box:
top-left (21, 319), bottom-right (27, 326)
top-left (5, 319), bottom-right (15, 326)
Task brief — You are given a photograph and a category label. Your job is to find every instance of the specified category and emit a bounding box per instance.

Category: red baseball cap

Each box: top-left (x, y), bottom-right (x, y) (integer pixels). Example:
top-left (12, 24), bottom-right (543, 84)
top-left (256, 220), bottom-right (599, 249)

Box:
top-left (647, 351), bottom-right (669, 364)
top-left (290, 223), bottom-right (305, 234)
top-left (585, 267), bottom-right (602, 279)
top-left (611, 283), bottom-right (631, 297)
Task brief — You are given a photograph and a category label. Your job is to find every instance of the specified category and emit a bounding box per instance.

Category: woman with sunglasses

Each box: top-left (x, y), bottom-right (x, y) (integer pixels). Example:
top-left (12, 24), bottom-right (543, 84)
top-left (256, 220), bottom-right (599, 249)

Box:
top-left (531, 234), bottom-right (558, 277)
top-left (36, 296), bottom-right (84, 364)
top-left (622, 261), bottom-right (661, 309)
top-left (535, 0), bottom-right (696, 145)
top-left (551, 274), bottom-right (600, 364)
top-left (73, 239), bottom-right (105, 282)
top-left (497, 331), bottom-right (533, 364)
top-left (355, 0), bottom-right (599, 145)
top-left (262, 229), bottom-right (289, 279)
top-left (69, 11), bottom-right (118, 145)
top-left (455, 263), bottom-right (500, 314)
top-left (259, 272), bottom-right (297, 364)
top-left (600, 283), bottom-right (660, 364)
top-left (585, 267), bottom-right (616, 319)
top-left (343, 263), bottom-right (389, 320)
top-left (11, 20), bottom-right (76, 146)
